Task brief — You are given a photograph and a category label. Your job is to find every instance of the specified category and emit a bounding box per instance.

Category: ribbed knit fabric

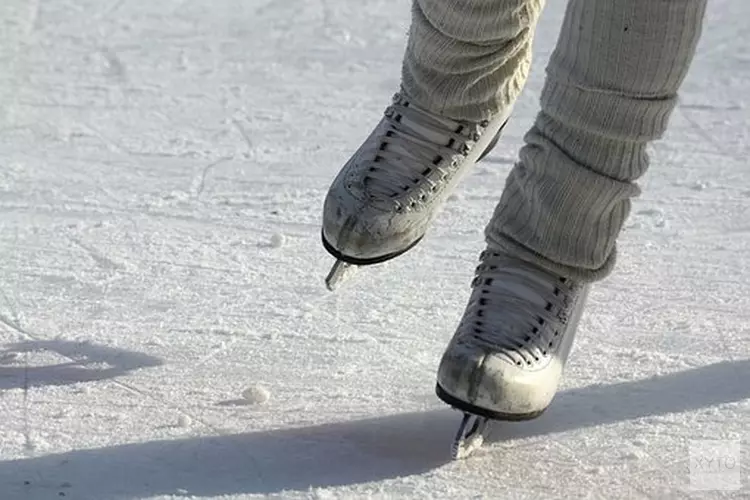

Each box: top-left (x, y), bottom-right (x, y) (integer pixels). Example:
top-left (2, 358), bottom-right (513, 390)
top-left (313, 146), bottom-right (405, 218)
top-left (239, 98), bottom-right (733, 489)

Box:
top-left (401, 0), bottom-right (545, 121)
top-left (485, 0), bottom-right (707, 281)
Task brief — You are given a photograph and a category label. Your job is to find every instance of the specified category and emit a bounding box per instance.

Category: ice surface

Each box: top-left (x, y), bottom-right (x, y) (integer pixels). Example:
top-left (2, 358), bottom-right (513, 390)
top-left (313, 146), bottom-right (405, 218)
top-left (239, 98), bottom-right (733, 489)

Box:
top-left (0, 0), bottom-right (748, 498)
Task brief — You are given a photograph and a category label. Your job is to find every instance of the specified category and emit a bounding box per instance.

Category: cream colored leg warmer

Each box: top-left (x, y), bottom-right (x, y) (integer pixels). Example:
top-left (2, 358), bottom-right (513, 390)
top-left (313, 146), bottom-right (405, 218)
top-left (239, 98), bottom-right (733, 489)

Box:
top-left (485, 0), bottom-right (707, 281)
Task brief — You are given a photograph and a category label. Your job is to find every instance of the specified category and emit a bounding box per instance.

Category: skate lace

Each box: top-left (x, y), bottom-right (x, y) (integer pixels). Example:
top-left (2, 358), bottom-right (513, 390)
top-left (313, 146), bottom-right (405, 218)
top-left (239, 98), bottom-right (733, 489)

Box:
top-left (461, 251), bottom-right (577, 367)
top-left (360, 93), bottom-right (486, 209)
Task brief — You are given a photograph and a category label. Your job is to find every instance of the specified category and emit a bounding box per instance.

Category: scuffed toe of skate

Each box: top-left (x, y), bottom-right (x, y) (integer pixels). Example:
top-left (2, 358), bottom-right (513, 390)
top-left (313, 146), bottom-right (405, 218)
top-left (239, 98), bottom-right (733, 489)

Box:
top-left (322, 182), bottom-right (422, 264)
top-left (436, 341), bottom-right (561, 419)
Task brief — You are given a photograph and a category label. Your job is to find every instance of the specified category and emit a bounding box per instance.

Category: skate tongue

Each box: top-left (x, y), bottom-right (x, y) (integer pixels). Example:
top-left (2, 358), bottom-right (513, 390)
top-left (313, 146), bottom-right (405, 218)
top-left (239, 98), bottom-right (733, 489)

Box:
top-left (364, 100), bottom-right (468, 199)
top-left (386, 104), bottom-right (460, 160)
top-left (487, 267), bottom-right (553, 309)
top-left (400, 104), bottom-right (458, 145)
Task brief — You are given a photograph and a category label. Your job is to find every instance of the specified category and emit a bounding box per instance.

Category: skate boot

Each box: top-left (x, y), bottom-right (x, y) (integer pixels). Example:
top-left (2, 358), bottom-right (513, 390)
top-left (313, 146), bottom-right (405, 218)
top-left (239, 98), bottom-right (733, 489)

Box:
top-left (322, 91), bottom-right (510, 289)
top-left (436, 249), bottom-right (590, 458)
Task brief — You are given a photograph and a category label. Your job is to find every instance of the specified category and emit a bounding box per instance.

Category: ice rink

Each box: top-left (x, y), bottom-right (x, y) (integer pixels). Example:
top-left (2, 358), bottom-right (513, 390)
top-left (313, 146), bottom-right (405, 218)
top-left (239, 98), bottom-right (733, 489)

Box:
top-left (1, 0), bottom-right (748, 498)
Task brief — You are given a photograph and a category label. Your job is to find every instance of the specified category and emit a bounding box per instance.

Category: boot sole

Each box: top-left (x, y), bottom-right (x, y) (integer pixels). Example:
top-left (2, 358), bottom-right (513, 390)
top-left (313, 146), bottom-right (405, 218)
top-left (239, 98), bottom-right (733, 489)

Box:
top-left (321, 123), bottom-right (506, 266)
top-left (435, 383), bottom-right (547, 421)
top-left (321, 231), bottom-right (423, 266)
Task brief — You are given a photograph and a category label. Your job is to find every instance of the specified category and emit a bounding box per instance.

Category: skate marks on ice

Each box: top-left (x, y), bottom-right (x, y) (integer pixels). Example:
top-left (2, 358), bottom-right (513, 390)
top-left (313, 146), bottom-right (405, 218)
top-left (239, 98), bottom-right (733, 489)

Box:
top-left (1, 360), bottom-right (748, 499)
top-left (0, 340), bottom-right (162, 390)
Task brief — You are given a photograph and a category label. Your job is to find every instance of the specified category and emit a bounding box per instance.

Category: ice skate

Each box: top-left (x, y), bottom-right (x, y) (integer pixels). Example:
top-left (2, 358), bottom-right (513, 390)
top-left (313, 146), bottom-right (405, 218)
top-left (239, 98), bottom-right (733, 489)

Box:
top-left (322, 91), bottom-right (510, 290)
top-left (435, 249), bottom-right (590, 459)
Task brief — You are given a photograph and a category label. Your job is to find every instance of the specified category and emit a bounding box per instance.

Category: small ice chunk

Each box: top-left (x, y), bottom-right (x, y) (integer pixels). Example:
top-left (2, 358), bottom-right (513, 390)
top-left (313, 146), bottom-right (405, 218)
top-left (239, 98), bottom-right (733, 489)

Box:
top-left (242, 384), bottom-right (270, 405)
top-left (270, 233), bottom-right (285, 248)
top-left (622, 449), bottom-right (647, 460)
top-left (178, 415), bottom-right (192, 427)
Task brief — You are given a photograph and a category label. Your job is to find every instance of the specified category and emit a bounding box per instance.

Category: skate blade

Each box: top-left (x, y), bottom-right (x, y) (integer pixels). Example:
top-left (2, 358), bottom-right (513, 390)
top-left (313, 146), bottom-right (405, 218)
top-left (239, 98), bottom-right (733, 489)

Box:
top-left (325, 259), bottom-right (358, 291)
top-left (451, 412), bottom-right (490, 460)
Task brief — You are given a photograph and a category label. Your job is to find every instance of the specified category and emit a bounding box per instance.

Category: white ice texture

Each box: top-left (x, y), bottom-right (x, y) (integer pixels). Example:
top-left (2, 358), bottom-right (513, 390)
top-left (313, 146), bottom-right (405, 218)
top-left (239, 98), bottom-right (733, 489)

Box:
top-left (0, 0), bottom-right (748, 499)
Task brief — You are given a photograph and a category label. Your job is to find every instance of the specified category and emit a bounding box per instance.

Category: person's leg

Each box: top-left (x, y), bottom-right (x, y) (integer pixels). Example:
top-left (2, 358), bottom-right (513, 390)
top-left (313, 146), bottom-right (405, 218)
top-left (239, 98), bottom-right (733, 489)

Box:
top-left (437, 0), bottom-right (708, 418)
top-left (321, 0), bottom-right (545, 279)
top-left (402, 0), bottom-right (545, 121)
top-left (486, 0), bottom-right (708, 281)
